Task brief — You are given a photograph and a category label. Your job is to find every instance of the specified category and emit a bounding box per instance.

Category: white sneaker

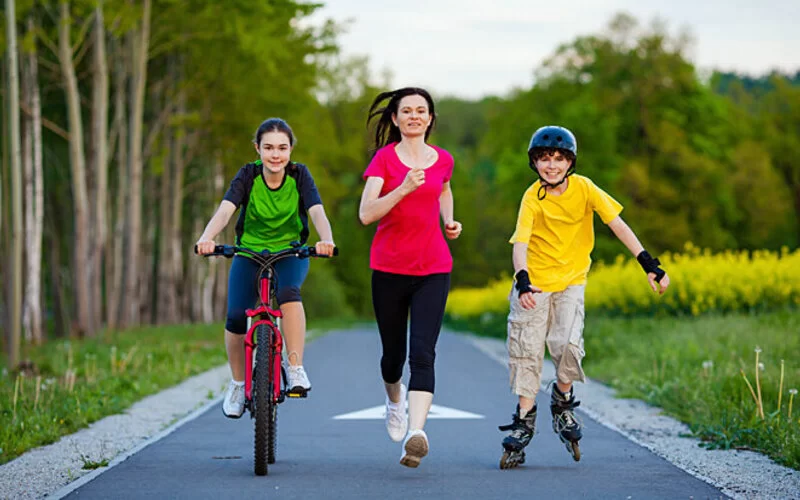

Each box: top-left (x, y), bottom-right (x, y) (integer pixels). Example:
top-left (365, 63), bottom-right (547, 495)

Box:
top-left (400, 429), bottom-right (429, 468)
top-left (287, 365), bottom-right (311, 392)
top-left (385, 384), bottom-right (408, 442)
top-left (222, 380), bottom-right (245, 418)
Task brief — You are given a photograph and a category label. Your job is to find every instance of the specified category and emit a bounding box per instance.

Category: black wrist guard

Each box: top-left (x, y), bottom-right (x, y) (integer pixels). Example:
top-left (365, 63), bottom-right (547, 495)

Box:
top-left (514, 270), bottom-right (533, 297)
top-left (637, 250), bottom-right (666, 283)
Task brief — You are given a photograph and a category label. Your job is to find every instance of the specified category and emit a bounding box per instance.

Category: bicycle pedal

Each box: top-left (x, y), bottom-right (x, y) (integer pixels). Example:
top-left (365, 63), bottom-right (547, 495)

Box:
top-left (286, 389), bottom-right (309, 398)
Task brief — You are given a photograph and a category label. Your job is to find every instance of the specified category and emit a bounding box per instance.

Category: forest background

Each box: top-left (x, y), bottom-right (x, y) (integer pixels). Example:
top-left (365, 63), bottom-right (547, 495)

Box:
top-left (1, 2), bottom-right (798, 366)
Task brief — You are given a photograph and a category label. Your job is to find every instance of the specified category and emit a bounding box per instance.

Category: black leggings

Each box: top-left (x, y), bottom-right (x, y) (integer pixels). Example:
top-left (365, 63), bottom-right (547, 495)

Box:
top-left (371, 270), bottom-right (450, 394)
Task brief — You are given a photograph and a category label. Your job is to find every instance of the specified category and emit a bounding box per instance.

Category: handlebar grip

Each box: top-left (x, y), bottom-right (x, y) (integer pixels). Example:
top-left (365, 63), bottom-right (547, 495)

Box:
top-left (307, 246), bottom-right (339, 258)
top-left (194, 244), bottom-right (233, 257)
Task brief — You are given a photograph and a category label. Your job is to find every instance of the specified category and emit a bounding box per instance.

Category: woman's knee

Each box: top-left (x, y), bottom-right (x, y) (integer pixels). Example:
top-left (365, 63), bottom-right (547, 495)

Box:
top-left (381, 354), bottom-right (404, 383)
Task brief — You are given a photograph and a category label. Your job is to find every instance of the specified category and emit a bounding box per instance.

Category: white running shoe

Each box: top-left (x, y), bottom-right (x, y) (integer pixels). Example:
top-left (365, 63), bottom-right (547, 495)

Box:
top-left (400, 429), bottom-right (429, 468)
top-left (286, 365), bottom-right (311, 392)
top-left (385, 384), bottom-right (408, 442)
top-left (222, 380), bottom-right (245, 418)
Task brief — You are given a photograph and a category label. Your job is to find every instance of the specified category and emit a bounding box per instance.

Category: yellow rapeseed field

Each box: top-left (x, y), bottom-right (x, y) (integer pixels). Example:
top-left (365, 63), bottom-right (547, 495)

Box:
top-left (446, 244), bottom-right (800, 319)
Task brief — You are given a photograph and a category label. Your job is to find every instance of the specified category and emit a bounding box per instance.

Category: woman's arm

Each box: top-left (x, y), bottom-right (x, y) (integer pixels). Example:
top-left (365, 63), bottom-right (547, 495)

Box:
top-left (440, 181), bottom-right (462, 239)
top-left (195, 200), bottom-right (237, 254)
top-left (359, 169), bottom-right (423, 225)
top-left (439, 181), bottom-right (454, 224)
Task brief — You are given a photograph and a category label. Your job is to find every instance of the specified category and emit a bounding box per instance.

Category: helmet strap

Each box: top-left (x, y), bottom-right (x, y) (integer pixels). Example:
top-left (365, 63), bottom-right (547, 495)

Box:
top-left (531, 164), bottom-right (575, 200)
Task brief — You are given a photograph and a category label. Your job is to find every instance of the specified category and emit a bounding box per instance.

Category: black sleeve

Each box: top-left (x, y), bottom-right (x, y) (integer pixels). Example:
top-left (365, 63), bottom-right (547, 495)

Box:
top-left (222, 165), bottom-right (252, 207)
top-left (295, 163), bottom-right (323, 209)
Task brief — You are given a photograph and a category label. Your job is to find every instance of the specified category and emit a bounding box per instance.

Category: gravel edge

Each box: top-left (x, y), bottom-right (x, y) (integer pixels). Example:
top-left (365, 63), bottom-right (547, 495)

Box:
top-left (0, 365), bottom-right (230, 500)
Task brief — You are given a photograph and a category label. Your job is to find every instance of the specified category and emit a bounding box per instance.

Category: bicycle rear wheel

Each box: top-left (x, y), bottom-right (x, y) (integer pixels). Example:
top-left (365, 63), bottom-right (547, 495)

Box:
top-left (254, 324), bottom-right (275, 476)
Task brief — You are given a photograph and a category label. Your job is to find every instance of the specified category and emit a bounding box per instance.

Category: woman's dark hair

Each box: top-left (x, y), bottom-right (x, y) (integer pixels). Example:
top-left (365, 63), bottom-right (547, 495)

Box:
top-left (254, 118), bottom-right (296, 146)
top-left (367, 87), bottom-right (436, 152)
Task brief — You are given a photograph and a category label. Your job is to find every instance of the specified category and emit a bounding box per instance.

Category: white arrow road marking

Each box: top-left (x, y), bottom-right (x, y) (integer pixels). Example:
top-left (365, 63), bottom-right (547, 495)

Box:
top-left (333, 404), bottom-right (484, 420)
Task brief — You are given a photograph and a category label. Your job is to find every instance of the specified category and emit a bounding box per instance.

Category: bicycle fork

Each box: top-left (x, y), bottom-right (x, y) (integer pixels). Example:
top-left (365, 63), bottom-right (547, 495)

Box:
top-left (244, 315), bottom-right (284, 406)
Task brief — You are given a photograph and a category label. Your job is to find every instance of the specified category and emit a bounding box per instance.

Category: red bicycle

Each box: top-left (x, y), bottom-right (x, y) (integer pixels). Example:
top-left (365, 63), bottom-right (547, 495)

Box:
top-left (199, 243), bottom-right (337, 475)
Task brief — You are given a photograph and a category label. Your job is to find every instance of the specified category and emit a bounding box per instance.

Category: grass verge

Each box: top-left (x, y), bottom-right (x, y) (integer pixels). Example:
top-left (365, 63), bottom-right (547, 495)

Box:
top-left (447, 310), bottom-right (800, 469)
top-left (0, 317), bottom-right (360, 465)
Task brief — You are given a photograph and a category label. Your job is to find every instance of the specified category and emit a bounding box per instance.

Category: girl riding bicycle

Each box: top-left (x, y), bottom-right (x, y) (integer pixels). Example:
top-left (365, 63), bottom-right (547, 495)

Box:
top-left (196, 118), bottom-right (336, 418)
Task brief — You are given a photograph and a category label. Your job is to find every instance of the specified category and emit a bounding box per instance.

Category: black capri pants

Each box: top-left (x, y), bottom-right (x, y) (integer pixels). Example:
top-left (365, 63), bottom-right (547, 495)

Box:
top-left (372, 270), bottom-right (450, 394)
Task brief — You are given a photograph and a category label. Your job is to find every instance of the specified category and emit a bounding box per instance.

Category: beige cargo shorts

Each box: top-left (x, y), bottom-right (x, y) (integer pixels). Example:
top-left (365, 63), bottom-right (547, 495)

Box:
top-left (506, 284), bottom-right (586, 399)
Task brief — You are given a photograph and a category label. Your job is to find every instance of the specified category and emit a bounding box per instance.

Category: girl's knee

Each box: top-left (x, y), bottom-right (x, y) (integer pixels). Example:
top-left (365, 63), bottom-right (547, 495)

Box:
top-left (277, 286), bottom-right (302, 304)
top-left (225, 311), bottom-right (248, 335)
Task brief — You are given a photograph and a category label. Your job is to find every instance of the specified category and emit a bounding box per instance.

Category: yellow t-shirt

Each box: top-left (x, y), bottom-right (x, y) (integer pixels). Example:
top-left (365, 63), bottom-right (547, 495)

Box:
top-left (509, 175), bottom-right (623, 292)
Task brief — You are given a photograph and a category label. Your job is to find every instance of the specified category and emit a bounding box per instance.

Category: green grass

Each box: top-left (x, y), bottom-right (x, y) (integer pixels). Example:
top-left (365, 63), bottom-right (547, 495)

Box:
top-left (446, 310), bottom-right (800, 469)
top-left (0, 318), bottom-right (360, 465)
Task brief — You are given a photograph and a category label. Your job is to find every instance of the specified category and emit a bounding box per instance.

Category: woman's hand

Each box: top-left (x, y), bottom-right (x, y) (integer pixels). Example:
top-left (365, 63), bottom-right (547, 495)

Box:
top-left (195, 239), bottom-right (216, 255)
top-left (315, 240), bottom-right (336, 257)
top-left (444, 220), bottom-right (462, 240)
top-left (400, 167), bottom-right (425, 195)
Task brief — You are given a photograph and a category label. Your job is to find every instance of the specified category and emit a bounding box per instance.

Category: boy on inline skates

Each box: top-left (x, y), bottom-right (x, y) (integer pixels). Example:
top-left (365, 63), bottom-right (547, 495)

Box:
top-left (499, 125), bottom-right (670, 468)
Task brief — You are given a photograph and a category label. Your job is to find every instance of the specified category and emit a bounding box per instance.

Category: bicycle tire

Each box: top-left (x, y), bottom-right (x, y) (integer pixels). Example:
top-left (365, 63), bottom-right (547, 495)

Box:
top-left (254, 324), bottom-right (274, 476)
top-left (267, 346), bottom-right (280, 464)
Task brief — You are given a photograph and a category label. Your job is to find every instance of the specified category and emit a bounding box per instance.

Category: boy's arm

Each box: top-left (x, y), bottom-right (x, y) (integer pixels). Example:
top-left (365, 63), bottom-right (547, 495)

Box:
top-left (607, 216), bottom-right (670, 294)
top-left (512, 242), bottom-right (541, 309)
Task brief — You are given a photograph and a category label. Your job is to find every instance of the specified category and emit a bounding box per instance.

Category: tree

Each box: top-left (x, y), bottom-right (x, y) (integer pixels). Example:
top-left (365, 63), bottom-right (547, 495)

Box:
top-left (21, 13), bottom-right (44, 344)
top-left (56, 0), bottom-right (93, 336)
top-left (5, 0), bottom-right (23, 365)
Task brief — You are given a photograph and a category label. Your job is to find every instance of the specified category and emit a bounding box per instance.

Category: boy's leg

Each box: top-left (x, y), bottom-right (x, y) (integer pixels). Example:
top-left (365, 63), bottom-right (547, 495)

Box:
top-left (507, 288), bottom-right (551, 409)
top-left (499, 289), bottom-right (550, 468)
top-left (545, 285), bottom-right (586, 389)
top-left (545, 285), bottom-right (585, 460)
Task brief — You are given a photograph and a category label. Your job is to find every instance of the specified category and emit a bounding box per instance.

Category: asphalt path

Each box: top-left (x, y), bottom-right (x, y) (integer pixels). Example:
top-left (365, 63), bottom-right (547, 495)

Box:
top-left (63, 327), bottom-right (726, 499)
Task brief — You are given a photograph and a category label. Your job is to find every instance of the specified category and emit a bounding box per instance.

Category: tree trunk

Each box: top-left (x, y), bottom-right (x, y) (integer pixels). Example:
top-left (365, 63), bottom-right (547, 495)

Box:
top-left (22, 15), bottom-right (44, 345)
top-left (140, 170), bottom-right (157, 324)
top-left (6, 0), bottom-right (23, 366)
top-left (90, 3), bottom-right (109, 334)
top-left (106, 35), bottom-right (128, 330)
top-left (166, 61), bottom-right (188, 324)
top-left (122, 0), bottom-right (151, 327)
top-left (200, 152), bottom-right (226, 323)
top-left (58, 1), bottom-right (93, 337)
top-left (22, 42), bottom-right (32, 343)
top-left (156, 84), bottom-right (175, 324)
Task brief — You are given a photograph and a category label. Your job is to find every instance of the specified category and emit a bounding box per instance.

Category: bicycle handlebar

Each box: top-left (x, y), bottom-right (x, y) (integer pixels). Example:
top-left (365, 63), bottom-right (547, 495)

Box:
top-left (194, 244), bottom-right (338, 266)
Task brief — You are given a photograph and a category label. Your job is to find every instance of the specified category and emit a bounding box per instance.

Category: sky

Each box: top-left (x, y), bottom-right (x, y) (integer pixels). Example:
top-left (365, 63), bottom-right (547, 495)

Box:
top-left (305, 0), bottom-right (799, 99)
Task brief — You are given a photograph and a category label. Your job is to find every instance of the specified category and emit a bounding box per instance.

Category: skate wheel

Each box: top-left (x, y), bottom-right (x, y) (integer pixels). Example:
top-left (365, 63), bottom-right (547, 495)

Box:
top-left (500, 450), bottom-right (525, 469)
top-left (499, 452), bottom-right (511, 469)
top-left (569, 441), bottom-right (581, 462)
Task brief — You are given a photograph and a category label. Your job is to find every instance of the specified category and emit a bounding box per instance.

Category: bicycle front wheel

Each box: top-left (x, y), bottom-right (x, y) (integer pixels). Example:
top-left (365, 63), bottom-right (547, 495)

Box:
top-left (253, 324), bottom-right (276, 476)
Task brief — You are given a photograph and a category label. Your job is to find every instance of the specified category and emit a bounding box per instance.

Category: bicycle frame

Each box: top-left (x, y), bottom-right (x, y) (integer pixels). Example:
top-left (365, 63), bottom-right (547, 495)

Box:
top-left (196, 242), bottom-right (337, 475)
top-left (243, 268), bottom-right (283, 405)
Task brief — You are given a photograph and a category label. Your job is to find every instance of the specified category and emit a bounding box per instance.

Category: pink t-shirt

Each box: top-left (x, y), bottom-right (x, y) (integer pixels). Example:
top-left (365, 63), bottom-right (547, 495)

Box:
top-left (363, 143), bottom-right (454, 275)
